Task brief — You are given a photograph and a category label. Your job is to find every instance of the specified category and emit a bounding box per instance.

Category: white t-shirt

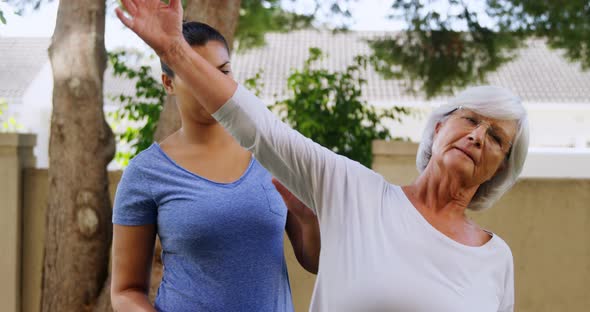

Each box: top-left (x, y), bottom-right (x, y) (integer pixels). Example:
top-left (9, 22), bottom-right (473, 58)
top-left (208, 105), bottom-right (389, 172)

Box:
top-left (213, 85), bottom-right (515, 312)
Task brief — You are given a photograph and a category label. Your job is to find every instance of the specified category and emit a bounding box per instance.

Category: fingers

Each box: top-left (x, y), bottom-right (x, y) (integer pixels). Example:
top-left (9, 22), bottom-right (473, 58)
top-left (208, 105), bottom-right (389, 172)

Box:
top-left (169, 0), bottom-right (182, 9)
top-left (115, 7), bottom-right (134, 30)
top-left (120, 0), bottom-right (138, 16)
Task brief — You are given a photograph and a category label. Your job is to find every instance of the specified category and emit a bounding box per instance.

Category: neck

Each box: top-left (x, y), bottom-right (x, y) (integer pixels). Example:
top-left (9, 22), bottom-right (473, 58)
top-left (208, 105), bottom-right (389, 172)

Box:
top-left (177, 116), bottom-right (236, 147)
top-left (406, 165), bottom-right (478, 219)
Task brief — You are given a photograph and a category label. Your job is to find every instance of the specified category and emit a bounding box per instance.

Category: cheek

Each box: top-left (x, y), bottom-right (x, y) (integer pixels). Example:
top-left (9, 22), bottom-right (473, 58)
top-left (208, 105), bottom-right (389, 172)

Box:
top-left (431, 130), bottom-right (452, 154)
top-left (430, 137), bottom-right (447, 161)
top-left (431, 140), bottom-right (443, 157)
top-left (481, 153), bottom-right (506, 176)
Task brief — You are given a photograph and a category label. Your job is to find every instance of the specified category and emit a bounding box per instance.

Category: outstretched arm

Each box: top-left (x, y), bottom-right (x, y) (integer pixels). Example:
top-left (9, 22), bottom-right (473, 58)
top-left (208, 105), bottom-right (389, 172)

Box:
top-left (116, 0), bottom-right (383, 220)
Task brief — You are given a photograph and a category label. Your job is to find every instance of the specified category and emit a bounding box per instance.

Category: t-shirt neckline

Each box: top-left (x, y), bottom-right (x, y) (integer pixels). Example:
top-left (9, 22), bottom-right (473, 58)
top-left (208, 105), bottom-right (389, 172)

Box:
top-left (395, 185), bottom-right (497, 252)
top-left (152, 143), bottom-right (255, 187)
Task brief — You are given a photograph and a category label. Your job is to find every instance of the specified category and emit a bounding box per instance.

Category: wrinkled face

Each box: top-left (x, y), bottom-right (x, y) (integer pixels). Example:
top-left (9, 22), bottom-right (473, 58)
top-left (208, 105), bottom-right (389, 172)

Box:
top-left (162, 40), bottom-right (232, 124)
top-left (430, 108), bottom-right (518, 186)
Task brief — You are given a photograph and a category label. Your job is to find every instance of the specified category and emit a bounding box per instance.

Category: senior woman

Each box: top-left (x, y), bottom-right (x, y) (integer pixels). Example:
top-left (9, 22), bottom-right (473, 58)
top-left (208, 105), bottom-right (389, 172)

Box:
top-left (116, 1), bottom-right (528, 311)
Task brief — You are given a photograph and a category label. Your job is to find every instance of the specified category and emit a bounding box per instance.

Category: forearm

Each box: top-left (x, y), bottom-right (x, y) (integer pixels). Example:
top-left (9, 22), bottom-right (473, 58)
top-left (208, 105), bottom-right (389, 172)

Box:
top-left (161, 38), bottom-right (237, 114)
top-left (112, 289), bottom-right (156, 312)
top-left (286, 212), bottom-right (321, 274)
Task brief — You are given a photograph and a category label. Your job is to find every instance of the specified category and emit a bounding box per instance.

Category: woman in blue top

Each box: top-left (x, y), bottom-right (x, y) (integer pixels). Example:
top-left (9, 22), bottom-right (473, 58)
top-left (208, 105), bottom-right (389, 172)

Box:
top-left (110, 21), bottom-right (320, 312)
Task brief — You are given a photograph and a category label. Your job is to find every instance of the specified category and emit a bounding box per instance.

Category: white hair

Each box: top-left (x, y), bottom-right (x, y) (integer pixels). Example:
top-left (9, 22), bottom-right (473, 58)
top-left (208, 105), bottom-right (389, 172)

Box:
top-left (416, 85), bottom-right (530, 211)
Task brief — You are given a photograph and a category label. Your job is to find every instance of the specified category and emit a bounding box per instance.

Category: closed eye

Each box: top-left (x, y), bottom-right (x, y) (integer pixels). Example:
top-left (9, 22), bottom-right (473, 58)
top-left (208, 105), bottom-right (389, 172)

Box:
top-left (463, 116), bottom-right (478, 125)
top-left (217, 61), bottom-right (231, 75)
top-left (489, 132), bottom-right (504, 146)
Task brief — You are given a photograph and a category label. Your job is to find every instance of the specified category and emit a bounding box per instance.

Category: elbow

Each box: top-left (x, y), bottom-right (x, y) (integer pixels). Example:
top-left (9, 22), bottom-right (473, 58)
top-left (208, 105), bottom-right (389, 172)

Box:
top-left (304, 250), bottom-right (320, 275)
top-left (110, 289), bottom-right (122, 311)
top-left (110, 287), bottom-right (128, 311)
top-left (110, 285), bottom-right (151, 311)
top-left (303, 262), bottom-right (319, 275)
top-left (296, 251), bottom-right (320, 275)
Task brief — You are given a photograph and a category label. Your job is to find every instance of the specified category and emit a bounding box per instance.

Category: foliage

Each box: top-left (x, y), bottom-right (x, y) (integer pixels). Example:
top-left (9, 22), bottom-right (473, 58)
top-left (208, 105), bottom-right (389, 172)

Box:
top-left (0, 98), bottom-right (25, 132)
top-left (369, 0), bottom-right (590, 98)
top-left (486, 0), bottom-right (590, 69)
top-left (1, 0), bottom-right (52, 14)
top-left (368, 0), bottom-right (523, 98)
top-left (244, 69), bottom-right (265, 97)
top-left (272, 47), bottom-right (410, 167)
top-left (235, 0), bottom-right (361, 51)
top-left (0, 0), bottom-right (53, 24)
top-left (235, 0), bottom-right (315, 51)
top-left (107, 51), bottom-right (165, 166)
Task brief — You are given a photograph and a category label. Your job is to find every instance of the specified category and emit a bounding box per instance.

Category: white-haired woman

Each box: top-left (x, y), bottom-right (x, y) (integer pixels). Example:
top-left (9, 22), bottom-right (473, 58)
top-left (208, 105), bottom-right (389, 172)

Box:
top-left (115, 1), bottom-right (528, 311)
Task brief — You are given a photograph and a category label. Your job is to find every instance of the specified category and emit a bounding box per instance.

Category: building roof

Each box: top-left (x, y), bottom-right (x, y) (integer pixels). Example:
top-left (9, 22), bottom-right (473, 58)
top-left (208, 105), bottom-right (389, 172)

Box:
top-left (2, 31), bottom-right (590, 106)
top-left (0, 37), bottom-right (51, 105)
top-left (231, 30), bottom-right (590, 105)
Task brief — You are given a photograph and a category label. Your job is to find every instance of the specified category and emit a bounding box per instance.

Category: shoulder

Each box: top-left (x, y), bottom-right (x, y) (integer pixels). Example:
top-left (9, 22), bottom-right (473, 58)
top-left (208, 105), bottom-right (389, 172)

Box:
top-left (127, 144), bottom-right (160, 167)
top-left (491, 233), bottom-right (512, 253)
top-left (119, 144), bottom-right (162, 181)
top-left (249, 157), bottom-right (275, 186)
top-left (490, 233), bottom-right (515, 266)
top-left (125, 144), bottom-right (168, 173)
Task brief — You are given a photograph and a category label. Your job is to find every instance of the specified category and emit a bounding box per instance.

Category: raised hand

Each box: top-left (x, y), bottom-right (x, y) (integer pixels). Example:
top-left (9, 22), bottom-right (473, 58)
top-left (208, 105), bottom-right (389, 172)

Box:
top-left (115, 0), bottom-right (184, 57)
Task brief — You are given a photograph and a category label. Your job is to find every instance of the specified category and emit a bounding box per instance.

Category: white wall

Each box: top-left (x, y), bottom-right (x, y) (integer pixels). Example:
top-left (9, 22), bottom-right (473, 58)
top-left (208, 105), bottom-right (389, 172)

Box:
top-left (16, 62), bottom-right (53, 168)
top-left (526, 104), bottom-right (590, 148)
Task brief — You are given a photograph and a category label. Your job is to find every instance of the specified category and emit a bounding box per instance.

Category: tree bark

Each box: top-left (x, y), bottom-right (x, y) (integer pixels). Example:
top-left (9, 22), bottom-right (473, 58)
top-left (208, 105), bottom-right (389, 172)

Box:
top-left (41, 1), bottom-right (115, 311)
top-left (184, 0), bottom-right (241, 51)
top-left (153, 0), bottom-right (241, 141)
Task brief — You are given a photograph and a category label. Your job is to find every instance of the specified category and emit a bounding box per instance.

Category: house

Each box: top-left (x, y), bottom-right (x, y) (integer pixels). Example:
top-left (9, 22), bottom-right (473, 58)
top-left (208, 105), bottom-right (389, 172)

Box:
top-left (1, 31), bottom-right (589, 177)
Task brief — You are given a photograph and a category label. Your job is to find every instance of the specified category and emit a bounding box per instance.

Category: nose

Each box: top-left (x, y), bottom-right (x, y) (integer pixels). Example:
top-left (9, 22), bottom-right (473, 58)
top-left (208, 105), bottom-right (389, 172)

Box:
top-left (467, 125), bottom-right (486, 148)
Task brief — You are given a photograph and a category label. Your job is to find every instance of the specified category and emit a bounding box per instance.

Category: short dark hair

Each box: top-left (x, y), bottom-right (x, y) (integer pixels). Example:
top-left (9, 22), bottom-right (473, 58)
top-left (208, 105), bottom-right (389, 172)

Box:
top-left (160, 21), bottom-right (230, 78)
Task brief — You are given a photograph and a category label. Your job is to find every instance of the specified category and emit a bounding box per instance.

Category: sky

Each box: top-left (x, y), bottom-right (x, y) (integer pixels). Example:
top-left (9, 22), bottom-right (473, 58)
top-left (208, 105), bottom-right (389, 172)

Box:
top-left (0, 0), bottom-right (407, 51)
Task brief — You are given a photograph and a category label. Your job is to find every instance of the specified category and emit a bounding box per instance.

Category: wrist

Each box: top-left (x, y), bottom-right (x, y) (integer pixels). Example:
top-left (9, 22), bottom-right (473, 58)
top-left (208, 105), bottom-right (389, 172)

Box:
top-left (160, 37), bottom-right (190, 68)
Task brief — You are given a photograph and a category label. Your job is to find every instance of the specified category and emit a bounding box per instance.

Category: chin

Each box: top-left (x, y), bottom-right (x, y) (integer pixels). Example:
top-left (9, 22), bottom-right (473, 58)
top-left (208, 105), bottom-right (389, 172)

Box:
top-left (442, 157), bottom-right (473, 177)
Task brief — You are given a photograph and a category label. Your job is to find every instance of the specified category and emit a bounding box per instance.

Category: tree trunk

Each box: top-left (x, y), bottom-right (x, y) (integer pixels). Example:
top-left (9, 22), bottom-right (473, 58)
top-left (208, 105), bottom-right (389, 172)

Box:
top-left (184, 0), bottom-right (241, 51)
top-left (153, 0), bottom-right (241, 141)
top-left (41, 1), bottom-right (115, 311)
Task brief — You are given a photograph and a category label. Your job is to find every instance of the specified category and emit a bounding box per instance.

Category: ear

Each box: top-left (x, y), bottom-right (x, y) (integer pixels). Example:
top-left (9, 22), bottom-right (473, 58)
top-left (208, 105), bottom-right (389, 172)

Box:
top-left (434, 121), bottom-right (442, 136)
top-left (162, 74), bottom-right (175, 95)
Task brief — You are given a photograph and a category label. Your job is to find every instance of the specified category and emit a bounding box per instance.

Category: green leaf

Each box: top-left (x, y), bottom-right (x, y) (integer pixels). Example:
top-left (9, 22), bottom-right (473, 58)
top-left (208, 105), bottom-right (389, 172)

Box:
top-left (106, 50), bottom-right (164, 167)
top-left (274, 47), bottom-right (411, 167)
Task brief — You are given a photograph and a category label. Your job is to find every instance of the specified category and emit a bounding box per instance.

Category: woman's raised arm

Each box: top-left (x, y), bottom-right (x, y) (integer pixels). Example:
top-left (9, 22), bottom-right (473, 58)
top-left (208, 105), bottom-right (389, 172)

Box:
top-left (116, 0), bottom-right (385, 218)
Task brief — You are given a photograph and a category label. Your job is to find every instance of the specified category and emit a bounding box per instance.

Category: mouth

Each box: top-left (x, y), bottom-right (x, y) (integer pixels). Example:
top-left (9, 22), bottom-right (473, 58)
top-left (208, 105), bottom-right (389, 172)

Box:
top-left (454, 147), bottom-right (476, 164)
